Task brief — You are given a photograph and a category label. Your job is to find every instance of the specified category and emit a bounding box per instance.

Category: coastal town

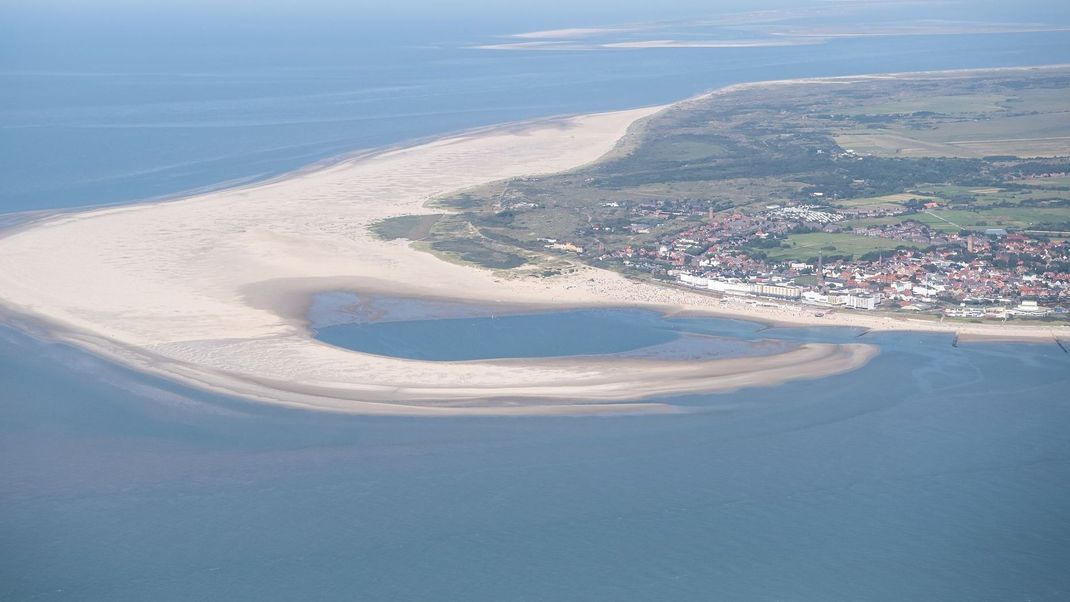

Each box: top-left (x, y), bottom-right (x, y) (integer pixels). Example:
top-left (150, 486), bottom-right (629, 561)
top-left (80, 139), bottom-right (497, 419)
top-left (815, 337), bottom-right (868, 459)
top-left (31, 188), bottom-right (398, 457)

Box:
top-left (449, 72), bottom-right (1070, 325)
top-left (573, 192), bottom-right (1070, 320)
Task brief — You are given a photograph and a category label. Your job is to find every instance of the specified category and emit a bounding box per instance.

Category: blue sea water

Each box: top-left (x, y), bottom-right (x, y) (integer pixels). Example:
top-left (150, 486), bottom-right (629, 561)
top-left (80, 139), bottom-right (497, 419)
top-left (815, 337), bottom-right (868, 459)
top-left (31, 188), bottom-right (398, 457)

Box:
top-left (2, 319), bottom-right (1069, 600)
top-left (3, 2), bottom-right (1070, 599)
top-left (4, 8), bottom-right (1070, 212)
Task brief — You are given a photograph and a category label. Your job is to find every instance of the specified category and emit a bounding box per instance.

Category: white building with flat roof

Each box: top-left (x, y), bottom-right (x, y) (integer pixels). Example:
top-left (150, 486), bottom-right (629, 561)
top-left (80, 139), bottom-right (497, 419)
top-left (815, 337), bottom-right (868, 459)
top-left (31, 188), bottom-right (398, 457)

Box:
top-left (844, 293), bottom-right (882, 311)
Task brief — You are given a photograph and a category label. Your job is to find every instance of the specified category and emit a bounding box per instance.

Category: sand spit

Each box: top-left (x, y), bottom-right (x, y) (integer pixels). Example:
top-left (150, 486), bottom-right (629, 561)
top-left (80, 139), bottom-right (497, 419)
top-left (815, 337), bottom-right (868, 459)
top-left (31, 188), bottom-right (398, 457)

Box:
top-left (0, 70), bottom-right (1063, 415)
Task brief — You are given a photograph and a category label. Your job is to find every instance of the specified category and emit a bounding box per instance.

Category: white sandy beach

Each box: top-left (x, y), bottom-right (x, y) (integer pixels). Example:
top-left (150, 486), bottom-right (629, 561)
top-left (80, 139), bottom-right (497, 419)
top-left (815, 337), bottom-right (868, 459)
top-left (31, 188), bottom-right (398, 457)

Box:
top-left (0, 72), bottom-right (1064, 415)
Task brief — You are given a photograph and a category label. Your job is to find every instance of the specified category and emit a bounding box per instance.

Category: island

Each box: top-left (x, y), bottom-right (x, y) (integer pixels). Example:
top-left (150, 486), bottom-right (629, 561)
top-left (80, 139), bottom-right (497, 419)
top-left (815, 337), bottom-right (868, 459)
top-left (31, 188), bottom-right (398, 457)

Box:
top-left (0, 65), bottom-right (1067, 415)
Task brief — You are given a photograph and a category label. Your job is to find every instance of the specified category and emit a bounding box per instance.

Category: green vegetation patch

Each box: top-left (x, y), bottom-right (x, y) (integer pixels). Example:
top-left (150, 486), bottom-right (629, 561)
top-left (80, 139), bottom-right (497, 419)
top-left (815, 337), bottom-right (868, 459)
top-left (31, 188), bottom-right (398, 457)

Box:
top-left (1013, 176), bottom-right (1070, 189)
top-left (836, 193), bottom-right (939, 208)
top-left (845, 206), bottom-right (1070, 233)
top-left (921, 208), bottom-right (1070, 232)
top-left (429, 239), bottom-right (527, 269)
top-left (758, 232), bottom-right (924, 262)
top-left (835, 112), bottom-right (1070, 159)
top-left (838, 94), bottom-right (1011, 116)
top-left (639, 135), bottom-right (732, 163)
top-left (372, 214), bottom-right (444, 240)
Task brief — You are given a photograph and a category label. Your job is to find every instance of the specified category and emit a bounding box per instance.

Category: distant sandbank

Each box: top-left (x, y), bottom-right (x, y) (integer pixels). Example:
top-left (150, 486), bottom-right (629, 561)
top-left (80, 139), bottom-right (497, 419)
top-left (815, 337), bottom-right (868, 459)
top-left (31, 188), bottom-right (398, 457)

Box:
top-left (0, 68), bottom-right (1064, 415)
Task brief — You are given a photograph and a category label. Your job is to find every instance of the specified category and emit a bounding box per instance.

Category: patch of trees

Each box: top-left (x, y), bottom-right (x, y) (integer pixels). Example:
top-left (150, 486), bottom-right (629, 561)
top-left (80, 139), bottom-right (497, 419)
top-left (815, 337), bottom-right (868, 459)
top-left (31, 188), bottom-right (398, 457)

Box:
top-left (1002, 161), bottom-right (1070, 177)
top-left (477, 210), bottom-right (516, 227)
top-left (1033, 221), bottom-right (1070, 232)
top-left (748, 238), bottom-right (786, 249)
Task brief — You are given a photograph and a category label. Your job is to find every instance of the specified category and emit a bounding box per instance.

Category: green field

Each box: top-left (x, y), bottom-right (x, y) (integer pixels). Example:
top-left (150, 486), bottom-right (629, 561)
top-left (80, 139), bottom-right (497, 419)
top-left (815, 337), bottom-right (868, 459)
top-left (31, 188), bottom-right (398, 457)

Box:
top-left (835, 110), bottom-right (1070, 158)
top-left (1013, 176), bottom-right (1070, 188)
top-left (896, 184), bottom-right (1070, 209)
top-left (929, 208), bottom-right (1070, 231)
top-left (832, 84), bottom-right (1070, 159)
top-left (847, 206), bottom-right (1070, 232)
top-left (838, 94), bottom-right (1010, 116)
top-left (760, 232), bottom-right (924, 261)
top-left (836, 193), bottom-right (939, 208)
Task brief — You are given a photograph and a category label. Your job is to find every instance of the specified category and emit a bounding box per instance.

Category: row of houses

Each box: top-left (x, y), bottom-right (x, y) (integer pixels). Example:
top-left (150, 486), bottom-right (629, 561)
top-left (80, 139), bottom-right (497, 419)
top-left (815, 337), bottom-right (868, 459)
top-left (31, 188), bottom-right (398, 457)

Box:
top-left (945, 300), bottom-right (1055, 318)
top-left (676, 273), bottom-right (883, 310)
